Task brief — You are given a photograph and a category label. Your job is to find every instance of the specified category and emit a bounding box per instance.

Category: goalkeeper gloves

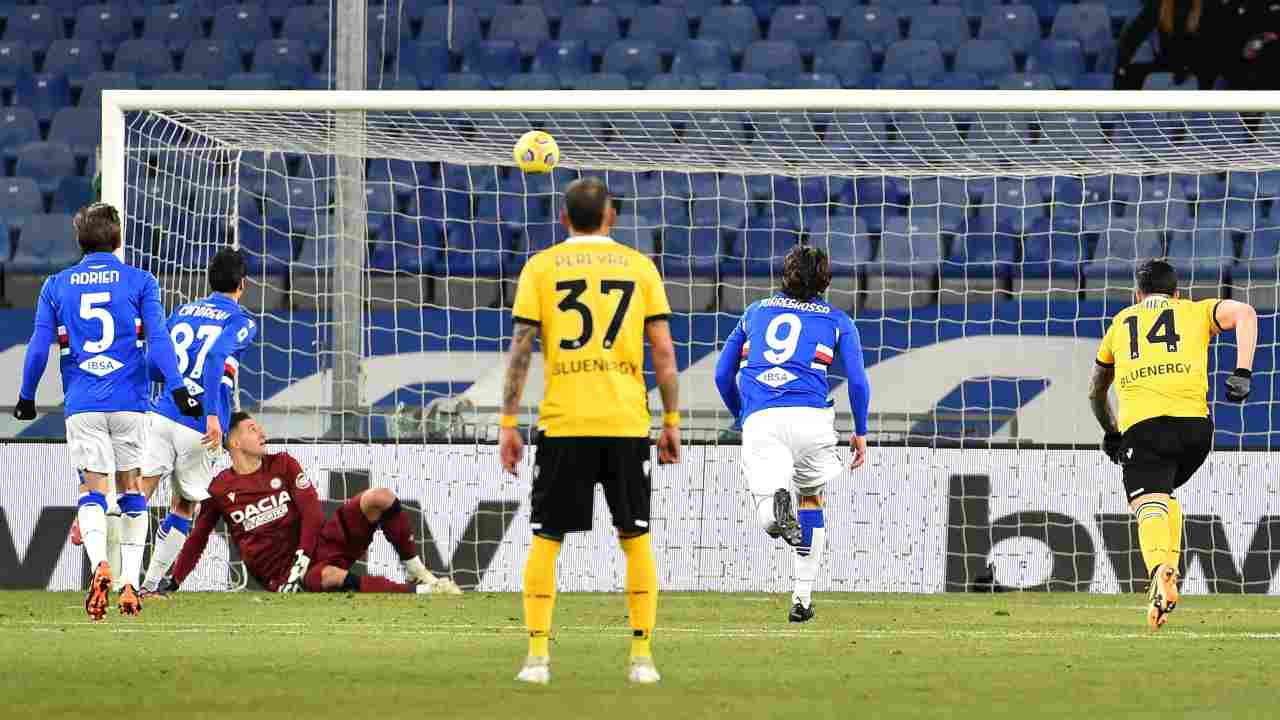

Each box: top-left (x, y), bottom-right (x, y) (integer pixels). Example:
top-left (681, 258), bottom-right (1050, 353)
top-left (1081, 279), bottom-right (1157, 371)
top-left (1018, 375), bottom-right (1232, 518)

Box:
top-left (1225, 368), bottom-right (1252, 402)
top-left (171, 387), bottom-right (205, 418)
top-left (279, 550), bottom-right (310, 593)
top-left (12, 397), bottom-right (35, 421)
top-left (1103, 432), bottom-right (1124, 464)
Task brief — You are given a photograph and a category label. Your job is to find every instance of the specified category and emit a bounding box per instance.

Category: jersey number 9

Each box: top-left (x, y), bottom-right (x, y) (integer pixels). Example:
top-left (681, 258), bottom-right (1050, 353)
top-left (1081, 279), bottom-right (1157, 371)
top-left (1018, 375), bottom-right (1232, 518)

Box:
top-left (763, 313), bottom-right (802, 364)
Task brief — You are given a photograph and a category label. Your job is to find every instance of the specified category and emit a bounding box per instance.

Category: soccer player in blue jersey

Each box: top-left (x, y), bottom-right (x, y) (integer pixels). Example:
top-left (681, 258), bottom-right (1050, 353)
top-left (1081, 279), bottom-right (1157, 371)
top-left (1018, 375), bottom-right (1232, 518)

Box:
top-left (12, 203), bottom-right (204, 620)
top-left (138, 247), bottom-right (257, 596)
top-left (714, 245), bottom-right (871, 623)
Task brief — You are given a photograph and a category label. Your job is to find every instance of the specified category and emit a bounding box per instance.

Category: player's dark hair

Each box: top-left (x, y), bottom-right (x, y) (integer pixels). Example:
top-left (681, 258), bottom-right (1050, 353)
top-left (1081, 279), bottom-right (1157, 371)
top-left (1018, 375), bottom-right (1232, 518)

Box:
top-left (208, 247), bottom-right (247, 293)
top-left (1137, 259), bottom-right (1178, 296)
top-left (73, 202), bottom-right (121, 255)
top-left (228, 411), bottom-right (253, 436)
top-left (564, 177), bottom-right (611, 233)
top-left (780, 245), bottom-right (832, 301)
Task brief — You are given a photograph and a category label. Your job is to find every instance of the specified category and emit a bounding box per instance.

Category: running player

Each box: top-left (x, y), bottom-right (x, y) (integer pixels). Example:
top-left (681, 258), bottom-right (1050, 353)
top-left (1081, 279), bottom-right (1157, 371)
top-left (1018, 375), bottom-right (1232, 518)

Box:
top-left (714, 244), bottom-right (870, 623)
top-left (1089, 259), bottom-right (1257, 630)
top-left (12, 203), bottom-right (203, 619)
top-left (170, 412), bottom-right (461, 595)
top-left (499, 177), bottom-right (681, 685)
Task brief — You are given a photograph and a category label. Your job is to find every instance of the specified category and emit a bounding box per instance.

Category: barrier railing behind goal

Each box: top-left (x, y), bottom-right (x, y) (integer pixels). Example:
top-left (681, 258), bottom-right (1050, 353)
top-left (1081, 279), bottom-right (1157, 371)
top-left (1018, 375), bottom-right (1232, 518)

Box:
top-left (104, 90), bottom-right (1280, 594)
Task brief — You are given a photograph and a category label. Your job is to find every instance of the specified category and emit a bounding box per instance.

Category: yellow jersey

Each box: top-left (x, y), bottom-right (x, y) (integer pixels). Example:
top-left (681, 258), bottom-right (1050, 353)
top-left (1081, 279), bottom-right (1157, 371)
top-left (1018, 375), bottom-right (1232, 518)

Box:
top-left (1096, 295), bottom-right (1223, 432)
top-left (511, 235), bottom-right (672, 437)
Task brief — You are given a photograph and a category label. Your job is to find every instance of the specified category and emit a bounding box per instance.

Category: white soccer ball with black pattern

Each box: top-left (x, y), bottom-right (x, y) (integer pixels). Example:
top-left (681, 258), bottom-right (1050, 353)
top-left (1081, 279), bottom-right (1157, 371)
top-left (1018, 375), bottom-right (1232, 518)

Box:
top-left (513, 130), bottom-right (559, 174)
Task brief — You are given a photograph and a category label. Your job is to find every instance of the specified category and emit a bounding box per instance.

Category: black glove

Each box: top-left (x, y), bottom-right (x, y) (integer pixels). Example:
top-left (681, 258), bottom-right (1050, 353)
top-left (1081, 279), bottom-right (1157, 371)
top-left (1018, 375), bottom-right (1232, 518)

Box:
top-left (1225, 368), bottom-right (1252, 402)
top-left (12, 397), bottom-right (35, 421)
top-left (1103, 432), bottom-right (1124, 464)
top-left (171, 387), bottom-right (205, 418)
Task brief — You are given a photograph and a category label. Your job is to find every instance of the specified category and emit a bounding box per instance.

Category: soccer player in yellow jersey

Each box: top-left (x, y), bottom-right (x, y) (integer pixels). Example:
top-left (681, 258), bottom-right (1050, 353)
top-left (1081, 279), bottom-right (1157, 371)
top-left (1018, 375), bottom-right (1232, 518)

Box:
top-left (1090, 260), bottom-right (1257, 630)
top-left (499, 177), bottom-right (681, 685)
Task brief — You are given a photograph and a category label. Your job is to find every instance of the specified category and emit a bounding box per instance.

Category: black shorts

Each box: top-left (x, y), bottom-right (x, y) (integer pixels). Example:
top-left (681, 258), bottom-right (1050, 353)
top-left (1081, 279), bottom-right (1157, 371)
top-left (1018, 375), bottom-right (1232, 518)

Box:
top-left (531, 433), bottom-right (651, 536)
top-left (1120, 416), bottom-right (1213, 500)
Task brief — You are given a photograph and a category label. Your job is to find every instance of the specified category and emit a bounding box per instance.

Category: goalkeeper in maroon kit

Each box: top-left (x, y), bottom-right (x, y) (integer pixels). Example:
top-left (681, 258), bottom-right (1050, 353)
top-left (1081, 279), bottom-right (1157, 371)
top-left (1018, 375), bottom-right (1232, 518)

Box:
top-left (168, 412), bottom-right (461, 595)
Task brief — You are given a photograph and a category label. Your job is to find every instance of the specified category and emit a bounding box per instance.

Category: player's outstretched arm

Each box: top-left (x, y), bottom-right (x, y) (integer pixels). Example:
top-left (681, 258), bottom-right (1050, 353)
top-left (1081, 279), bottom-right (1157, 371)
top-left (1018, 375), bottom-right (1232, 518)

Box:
top-left (169, 502), bottom-right (220, 588)
top-left (14, 280), bottom-right (57, 420)
top-left (1215, 299), bottom-right (1259, 402)
top-left (647, 318), bottom-right (681, 464)
top-left (837, 316), bottom-right (870, 470)
top-left (500, 321), bottom-right (539, 475)
top-left (713, 322), bottom-right (745, 425)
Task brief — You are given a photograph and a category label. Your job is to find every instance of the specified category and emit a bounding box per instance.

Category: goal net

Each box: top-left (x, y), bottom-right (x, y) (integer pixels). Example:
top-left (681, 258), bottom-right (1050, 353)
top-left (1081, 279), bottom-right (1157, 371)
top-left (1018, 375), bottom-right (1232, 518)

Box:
top-left (107, 89), bottom-right (1280, 595)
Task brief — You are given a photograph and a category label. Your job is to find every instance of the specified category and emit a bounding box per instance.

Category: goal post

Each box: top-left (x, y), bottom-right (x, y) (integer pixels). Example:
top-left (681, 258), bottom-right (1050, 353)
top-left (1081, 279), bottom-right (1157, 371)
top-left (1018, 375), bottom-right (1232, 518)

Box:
top-left (100, 89), bottom-right (1280, 593)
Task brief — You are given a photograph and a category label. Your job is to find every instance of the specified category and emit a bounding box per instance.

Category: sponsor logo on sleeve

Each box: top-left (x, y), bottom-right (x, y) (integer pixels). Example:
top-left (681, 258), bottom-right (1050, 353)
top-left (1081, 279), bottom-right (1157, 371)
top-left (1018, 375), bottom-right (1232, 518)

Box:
top-left (295, 471), bottom-right (312, 490)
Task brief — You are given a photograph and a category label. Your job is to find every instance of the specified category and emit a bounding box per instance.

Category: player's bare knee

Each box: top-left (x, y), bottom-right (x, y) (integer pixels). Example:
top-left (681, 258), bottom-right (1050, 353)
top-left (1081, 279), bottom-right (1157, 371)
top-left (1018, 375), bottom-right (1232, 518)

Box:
top-left (359, 488), bottom-right (397, 520)
top-left (80, 471), bottom-right (110, 494)
top-left (171, 495), bottom-right (196, 518)
top-left (319, 565), bottom-right (347, 591)
top-left (797, 492), bottom-right (824, 509)
top-left (139, 474), bottom-right (161, 500)
top-left (115, 469), bottom-right (141, 494)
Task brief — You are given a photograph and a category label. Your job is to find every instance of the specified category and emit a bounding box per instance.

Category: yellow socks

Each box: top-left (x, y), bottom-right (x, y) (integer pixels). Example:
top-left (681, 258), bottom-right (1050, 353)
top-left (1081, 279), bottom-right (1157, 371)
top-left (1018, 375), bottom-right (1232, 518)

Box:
top-left (620, 533), bottom-right (658, 660)
top-left (1135, 497), bottom-right (1172, 575)
top-left (523, 535), bottom-right (561, 658)
top-left (1167, 497), bottom-right (1184, 573)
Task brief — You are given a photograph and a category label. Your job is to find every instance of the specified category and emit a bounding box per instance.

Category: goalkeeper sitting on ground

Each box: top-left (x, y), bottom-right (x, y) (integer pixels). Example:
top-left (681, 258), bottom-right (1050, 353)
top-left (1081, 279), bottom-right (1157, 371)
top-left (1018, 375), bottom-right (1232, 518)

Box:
top-left (164, 412), bottom-right (461, 595)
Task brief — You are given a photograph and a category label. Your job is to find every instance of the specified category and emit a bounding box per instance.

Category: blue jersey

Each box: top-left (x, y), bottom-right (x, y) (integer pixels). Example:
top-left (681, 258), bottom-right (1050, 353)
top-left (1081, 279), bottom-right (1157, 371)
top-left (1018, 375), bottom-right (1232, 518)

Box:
top-left (19, 252), bottom-right (185, 416)
top-left (714, 294), bottom-right (871, 435)
top-left (151, 293), bottom-right (257, 433)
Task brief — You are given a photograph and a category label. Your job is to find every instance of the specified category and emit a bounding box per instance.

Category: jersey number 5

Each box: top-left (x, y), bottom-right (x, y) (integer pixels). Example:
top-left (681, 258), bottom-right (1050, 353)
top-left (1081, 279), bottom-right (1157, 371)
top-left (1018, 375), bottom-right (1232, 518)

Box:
top-left (1124, 309), bottom-right (1181, 359)
top-left (79, 292), bottom-right (115, 353)
top-left (555, 279), bottom-right (635, 350)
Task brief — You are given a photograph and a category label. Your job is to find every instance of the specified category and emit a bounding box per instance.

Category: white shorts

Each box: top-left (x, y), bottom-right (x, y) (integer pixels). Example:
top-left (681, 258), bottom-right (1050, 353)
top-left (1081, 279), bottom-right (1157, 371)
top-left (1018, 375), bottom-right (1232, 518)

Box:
top-left (142, 412), bottom-right (213, 502)
top-left (741, 406), bottom-right (842, 497)
top-left (66, 411), bottom-right (146, 476)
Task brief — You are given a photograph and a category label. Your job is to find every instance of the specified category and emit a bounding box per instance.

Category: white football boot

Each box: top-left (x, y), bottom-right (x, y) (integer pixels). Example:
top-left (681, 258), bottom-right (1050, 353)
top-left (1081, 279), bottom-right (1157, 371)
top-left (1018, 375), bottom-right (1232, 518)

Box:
top-left (404, 558), bottom-right (463, 595)
top-left (516, 656), bottom-right (551, 685)
top-left (627, 657), bottom-right (661, 685)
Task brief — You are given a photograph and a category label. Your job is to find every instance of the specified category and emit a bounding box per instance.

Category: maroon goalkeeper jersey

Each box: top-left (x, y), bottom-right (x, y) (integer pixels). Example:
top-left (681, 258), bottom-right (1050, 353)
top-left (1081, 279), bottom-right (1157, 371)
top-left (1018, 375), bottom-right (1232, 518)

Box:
top-left (172, 452), bottom-right (324, 591)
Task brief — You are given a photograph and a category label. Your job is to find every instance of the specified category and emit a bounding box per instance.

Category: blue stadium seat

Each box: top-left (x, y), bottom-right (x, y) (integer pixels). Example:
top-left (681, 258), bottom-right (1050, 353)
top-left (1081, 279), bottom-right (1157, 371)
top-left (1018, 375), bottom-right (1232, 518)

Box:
top-left (366, 3), bottom-right (403, 66)
top-left (1107, 0), bottom-right (1144, 23)
top-left (437, 72), bottom-right (490, 90)
top-left (1024, 39), bottom-right (1085, 89)
top-left (252, 39), bottom-right (312, 90)
top-left (610, 215), bottom-right (659, 254)
top-left (0, 178), bottom-right (43, 233)
top-left (726, 219), bottom-right (801, 277)
top-left (42, 40), bottom-right (102, 90)
top-left (280, 5), bottom-right (329, 56)
top-left (945, 231), bottom-right (1018, 279)
top-left (971, 176), bottom-right (1045, 236)
top-left (443, 221), bottom-right (516, 276)
top-left (571, 72), bottom-right (630, 91)
top-left (532, 41), bottom-right (591, 88)
top-left (456, 0), bottom-right (504, 22)
top-left (908, 176), bottom-right (969, 234)
top-left (996, 72), bottom-right (1054, 90)
top-left (700, 5), bottom-right (762, 56)
top-left (882, 40), bottom-right (944, 77)
top-left (603, 40), bottom-right (663, 89)
top-left (537, 0), bottom-right (579, 23)
top-left (954, 40), bottom-right (1015, 87)
top-left (659, 226), bottom-right (722, 276)
top-left (670, 40), bottom-right (732, 88)
top-left (1166, 228), bottom-right (1231, 283)
top-left (1142, 72), bottom-right (1197, 91)
top-left (0, 108), bottom-right (38, 164)
top-left (588, 0), bottom-right (643, 20)
top-left (421, 7), bottom-right (482, 53)
top-left (4, 6), bottom-right (62, 47)
top-left (1073, 72), bottom-right (1113, 90)
top-left (41, 0), bottom-right (84, 24)
top-left (742, 41), bottom-right (804, 87)
top-left (147, 72), bottom-right (208, 90)
top-left (1084, 228), bottom-right (1164, 279)
top-left (646, 72), bottom-right (699, 91)
top-left (813, 41), bottom-right (872, 88)
top-left (837, 6), bottom-right (900, 55)
top-left (810, 216), bottom-right (874, 275)
top-left (720, 72), bottom-right (770, 90)
top-left (0, 41), bottom-right (31, 90)
top-left (239, 215), bottom-right (295, 275)
top-left (48, 107), bottom-right (99, 162)
top-left (13, 74), bottom-right (71, 123)
top-left (931, 71), bottom-right (983, 89)
top-left (11, 213), bottom-right (78, 273)
top-left (1050, 4), bottom-right (1114, 58)
top-left (460, 40), bottom-right (521, 89)
top-left (489, 5), bottom-right (550, 56)
top-left (52, 175), bottom-right (94, 214)
top-left (559, 5), bottom-right (621, 57)
top-left (114, 40), bottom-right (174, 88)
top-left (792, 72), bottom-right (842, 89)
top-left (905, 6), bottom-right (968, 55)
top-left (938, 0), bottom-right (993, 22)
top-left (661, 0), bottom-right (720, 21)
top-left (628, 6), bottom-right (690, 54)
top-left (225, 72), bottom-right (276, 90)
top-left (211, 4), bottom-right (273, 55)
top-left (769, 6), bottom-right (831, 51)
top-left (367, 217), bottom-right (443, 275)
top-left (182, 41), bottom-right (243, 88)
top-left (1020, 230), bottom-right (1082, 279)
top-left (410, 42), bottom-right (452, 89)
top-left (73, 4), bottom-right (131, 54)
top-left (80, 71), bottom-right (138, 108)
top-left (1239, 227), bottom-right (1280, 277)
top-left (261, 0), bottom-right (303, 23)
top-left (144, 4), bottom-right (202, 53)
top-left (878, 216), bottom-right (941, 277)
top-left (1040, 111), bottom-right (1105, 149)
top-left (978, 5), bottom-right (1040, 55)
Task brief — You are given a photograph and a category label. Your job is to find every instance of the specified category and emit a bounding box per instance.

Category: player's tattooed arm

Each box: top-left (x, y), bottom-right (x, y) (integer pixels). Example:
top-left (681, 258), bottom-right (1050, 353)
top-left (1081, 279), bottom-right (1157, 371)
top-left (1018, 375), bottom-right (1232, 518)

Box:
top-left (1088, 363), bottom-right (1118, 435)
top-left (502, 322), bottom-right (539, 415)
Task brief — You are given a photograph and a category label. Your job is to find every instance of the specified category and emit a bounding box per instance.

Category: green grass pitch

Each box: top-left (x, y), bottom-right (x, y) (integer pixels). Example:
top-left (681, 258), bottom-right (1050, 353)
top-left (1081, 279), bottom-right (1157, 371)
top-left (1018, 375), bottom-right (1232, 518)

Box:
top-left (1, 591), bottom-right (1277, 719)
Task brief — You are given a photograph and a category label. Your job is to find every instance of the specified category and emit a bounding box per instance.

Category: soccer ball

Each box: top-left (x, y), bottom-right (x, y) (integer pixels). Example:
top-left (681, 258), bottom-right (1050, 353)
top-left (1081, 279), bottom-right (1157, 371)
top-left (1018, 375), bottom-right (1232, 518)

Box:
top-left (513, 130), bottom-right (559, 174)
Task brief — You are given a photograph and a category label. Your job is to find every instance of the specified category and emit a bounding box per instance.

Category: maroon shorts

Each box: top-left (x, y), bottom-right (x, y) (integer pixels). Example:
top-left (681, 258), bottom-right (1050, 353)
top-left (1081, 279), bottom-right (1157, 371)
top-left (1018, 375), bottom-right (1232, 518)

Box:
top-left (303, 494), bottom-right (376, 591)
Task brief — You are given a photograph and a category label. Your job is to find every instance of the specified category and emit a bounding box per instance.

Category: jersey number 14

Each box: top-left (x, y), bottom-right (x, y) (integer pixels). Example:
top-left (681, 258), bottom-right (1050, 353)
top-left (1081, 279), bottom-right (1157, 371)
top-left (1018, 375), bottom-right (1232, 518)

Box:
top-left (1124, 309), bottom-right (1182, 359)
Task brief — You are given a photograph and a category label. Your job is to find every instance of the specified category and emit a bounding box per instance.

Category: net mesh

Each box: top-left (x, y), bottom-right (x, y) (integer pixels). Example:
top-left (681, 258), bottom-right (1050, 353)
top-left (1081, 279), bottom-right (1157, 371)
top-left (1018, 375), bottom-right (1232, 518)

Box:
top-left (120, 102), bottom-right (1280, 593)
